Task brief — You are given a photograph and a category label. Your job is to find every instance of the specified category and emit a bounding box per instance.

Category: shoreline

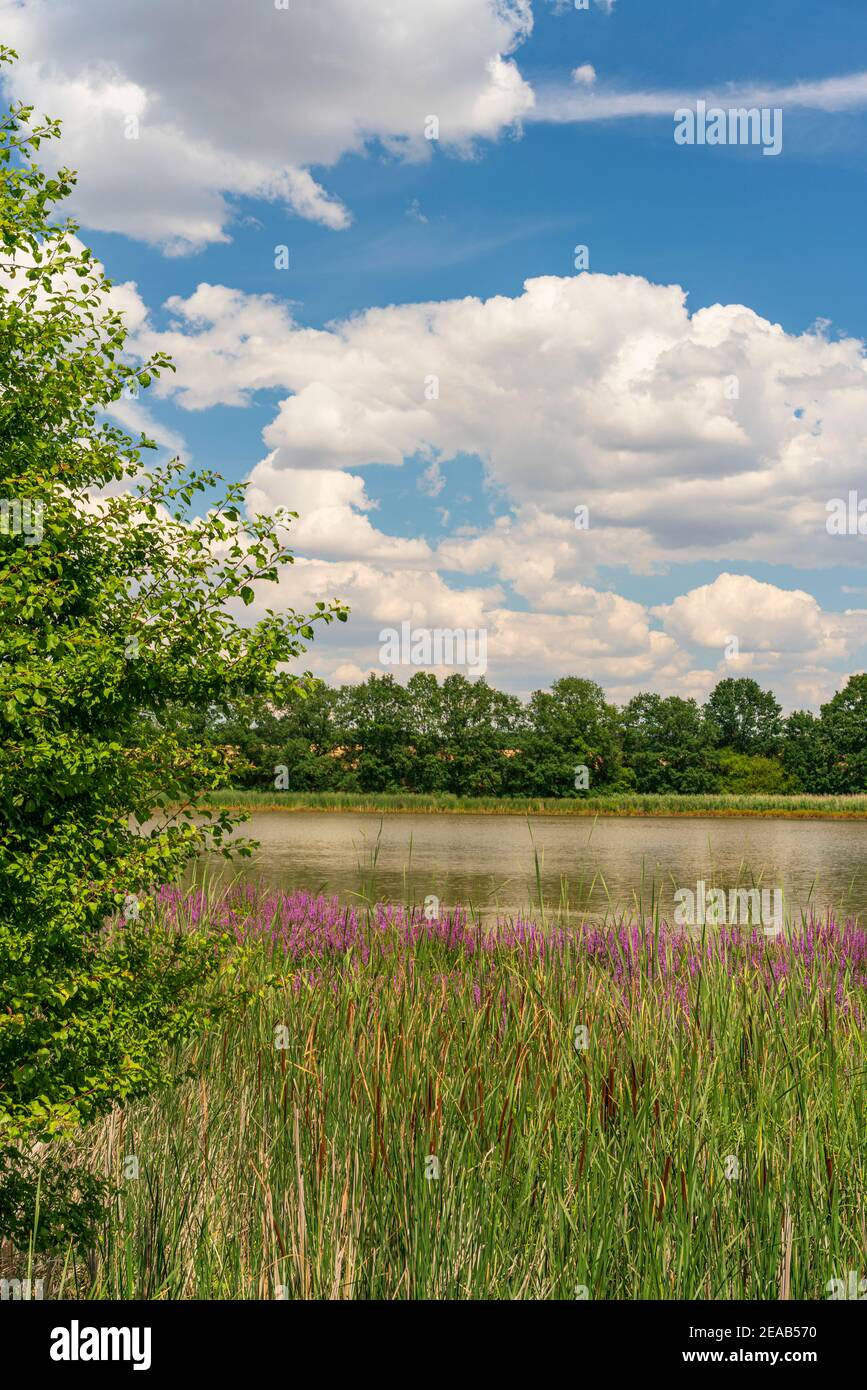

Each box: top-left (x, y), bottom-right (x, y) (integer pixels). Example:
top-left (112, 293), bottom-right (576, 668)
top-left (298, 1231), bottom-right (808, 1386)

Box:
top-left (196, 792), bottom-right (867, 821)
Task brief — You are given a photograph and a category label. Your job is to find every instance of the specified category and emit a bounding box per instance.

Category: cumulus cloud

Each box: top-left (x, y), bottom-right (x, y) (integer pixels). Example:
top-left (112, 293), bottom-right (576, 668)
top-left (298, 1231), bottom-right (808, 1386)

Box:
top-left (5, 6), bottom-right (864, 707)
top-left (246, 457), bottom-right (434, 567)
top-left (62, 265), bottom-right (867, 709)
top-left (129, 271), bottom-right (867, 574)
top-left (235, 549), bottom-right (861, 710)
top-left (653, 573), bottom-right (864, 665)
top-left (0, 0), bottom-right (534, 251)
top-left (225, 453), bottom-right (867, 707)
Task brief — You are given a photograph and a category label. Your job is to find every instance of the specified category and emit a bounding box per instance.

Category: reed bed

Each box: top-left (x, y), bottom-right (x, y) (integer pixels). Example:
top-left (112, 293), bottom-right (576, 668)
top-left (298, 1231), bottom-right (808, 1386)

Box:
top-left (200, 789), bottom-right (867, 818)
top-left (43, 887), bottom-right (867, 1300)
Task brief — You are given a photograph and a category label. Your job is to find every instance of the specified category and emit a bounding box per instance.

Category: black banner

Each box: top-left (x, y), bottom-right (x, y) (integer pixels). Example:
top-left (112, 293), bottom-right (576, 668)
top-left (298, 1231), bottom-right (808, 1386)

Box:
top-left (4, 1298), bottom-right (860, 1376)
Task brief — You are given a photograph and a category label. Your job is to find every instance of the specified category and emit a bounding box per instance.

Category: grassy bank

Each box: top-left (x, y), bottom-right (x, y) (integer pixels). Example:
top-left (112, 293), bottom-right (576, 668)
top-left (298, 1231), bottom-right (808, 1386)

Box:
top-left (200, 788), bottom-right (867, 818)
top-left (28, 888), bottom-right (867, 1299)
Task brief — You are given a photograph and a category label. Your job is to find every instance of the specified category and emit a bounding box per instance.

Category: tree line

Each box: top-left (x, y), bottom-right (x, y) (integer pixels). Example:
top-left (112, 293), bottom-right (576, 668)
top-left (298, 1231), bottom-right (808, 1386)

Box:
top-left (183, 672), bottom-right (867, 797)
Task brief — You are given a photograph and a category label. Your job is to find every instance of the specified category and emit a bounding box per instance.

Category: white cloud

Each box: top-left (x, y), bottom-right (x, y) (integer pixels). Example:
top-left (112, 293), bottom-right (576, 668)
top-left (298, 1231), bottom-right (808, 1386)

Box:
top-left (238, 548), bottom-right (861, 710)
top-left (532, 68), bottom-right (867, 125)
top-left (65, 265), bottom-right (867, 710)
top-left (223, 447), bottom-right (867, 708)
top-left (130, 271), bottom-right (867, 574)
top-left (246, 456), bottom-right (433, 567)
top-left (0, 0), bottom-right (534, 251)
top-left (419, 461), bottom-right (446, 497)
top-left (3, 0), bottom-right (865, 255)
top-left (653, 573), bottom-right (863, 664)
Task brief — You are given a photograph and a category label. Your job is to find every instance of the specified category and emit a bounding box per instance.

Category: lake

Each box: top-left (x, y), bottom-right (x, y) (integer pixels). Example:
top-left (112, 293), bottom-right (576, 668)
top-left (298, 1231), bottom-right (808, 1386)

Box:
top-left (197, 812), bottom-right (867, 923)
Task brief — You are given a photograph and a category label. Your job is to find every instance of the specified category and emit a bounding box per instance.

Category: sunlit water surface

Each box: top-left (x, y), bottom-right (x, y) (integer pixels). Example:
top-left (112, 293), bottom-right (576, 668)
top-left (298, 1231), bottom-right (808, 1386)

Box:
top-left (192, 812), bottom-right (867, 923)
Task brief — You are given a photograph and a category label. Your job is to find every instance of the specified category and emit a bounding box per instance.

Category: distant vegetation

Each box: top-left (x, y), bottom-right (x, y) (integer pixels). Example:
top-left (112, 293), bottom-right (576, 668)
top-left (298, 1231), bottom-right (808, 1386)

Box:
top-left (203, 789), bottom-right (867, 817)
top-left (180, 672), bottom-right (867, 800)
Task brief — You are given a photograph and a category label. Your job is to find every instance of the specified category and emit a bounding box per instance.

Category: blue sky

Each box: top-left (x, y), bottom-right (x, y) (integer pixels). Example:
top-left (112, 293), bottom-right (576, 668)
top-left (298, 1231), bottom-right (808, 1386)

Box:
top-left (4, 0), bottom-right (867, 707)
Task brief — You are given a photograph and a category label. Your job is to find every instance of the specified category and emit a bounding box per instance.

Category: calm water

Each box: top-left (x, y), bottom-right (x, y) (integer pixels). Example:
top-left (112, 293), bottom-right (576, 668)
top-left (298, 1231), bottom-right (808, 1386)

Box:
top-left (197, 812), bottom-right (867, 923)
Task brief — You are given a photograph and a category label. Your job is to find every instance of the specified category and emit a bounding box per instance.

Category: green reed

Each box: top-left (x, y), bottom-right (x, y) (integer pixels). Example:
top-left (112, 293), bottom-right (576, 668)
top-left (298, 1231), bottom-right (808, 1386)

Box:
top-left (201, 789), bottom-right (867, 818)
top-left (34, 896), bottom-right (867, 1302)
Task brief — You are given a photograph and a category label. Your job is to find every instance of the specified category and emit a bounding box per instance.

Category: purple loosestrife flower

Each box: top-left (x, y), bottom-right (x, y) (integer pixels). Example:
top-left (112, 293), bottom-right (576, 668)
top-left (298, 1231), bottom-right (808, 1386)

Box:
top-left (148, 886), bottom-right (866, 1024)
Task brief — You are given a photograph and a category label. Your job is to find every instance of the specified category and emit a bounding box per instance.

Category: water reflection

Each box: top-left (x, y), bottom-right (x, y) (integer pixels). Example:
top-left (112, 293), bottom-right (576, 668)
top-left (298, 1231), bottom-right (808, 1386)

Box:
top-left (191, 812), bottom-right (867, 923)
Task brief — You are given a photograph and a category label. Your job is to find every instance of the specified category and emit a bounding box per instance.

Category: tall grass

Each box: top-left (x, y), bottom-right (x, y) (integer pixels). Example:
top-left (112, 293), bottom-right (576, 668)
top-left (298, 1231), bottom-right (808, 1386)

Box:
top-left (34, 887), bottom-right (867, 1300)
top-left (200, 789), bottom-right (867, 818)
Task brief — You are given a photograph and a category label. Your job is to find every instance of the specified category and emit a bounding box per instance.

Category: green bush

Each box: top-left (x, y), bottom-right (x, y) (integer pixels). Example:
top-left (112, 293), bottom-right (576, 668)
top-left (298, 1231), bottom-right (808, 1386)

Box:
top-left (716, 750), bottom-right (797, 795)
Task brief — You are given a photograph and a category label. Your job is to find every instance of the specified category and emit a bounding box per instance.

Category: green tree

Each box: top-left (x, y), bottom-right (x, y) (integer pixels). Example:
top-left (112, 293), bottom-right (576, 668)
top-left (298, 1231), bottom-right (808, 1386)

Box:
top-left (0, 58), bottom-right (346, 1243)
top-left (437, 675), bottom-right (523, 796)
top-left (781, 709), bottom-right (830, 792)
top-left (621, 693), bottom-right (720, 793)
top-left (338, 674), bottom-right (412, 790)
top-left (817, 674), bottom-right (867, 791)
top-left (520, 678), bottom-right (623, 796)
top-left (274, 682), bottom-right (348, 791)
top-left (210, 685), bottom-right (346, 792)
top-left (705, 678), bottom-right (783, 755)
top-left (400, 672), bottom-right (446, 792)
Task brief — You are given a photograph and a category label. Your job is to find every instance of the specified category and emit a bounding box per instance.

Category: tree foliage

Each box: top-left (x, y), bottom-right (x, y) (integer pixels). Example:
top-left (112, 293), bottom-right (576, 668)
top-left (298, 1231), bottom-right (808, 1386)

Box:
top-left (0, 52), bottom-right (346, 1242)
top-left (705, 678), bottom-right (783, 756)
top-left (198, 670), bottom-right (867, 798)
top-left (621, 694), bottom-right (721, 794)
